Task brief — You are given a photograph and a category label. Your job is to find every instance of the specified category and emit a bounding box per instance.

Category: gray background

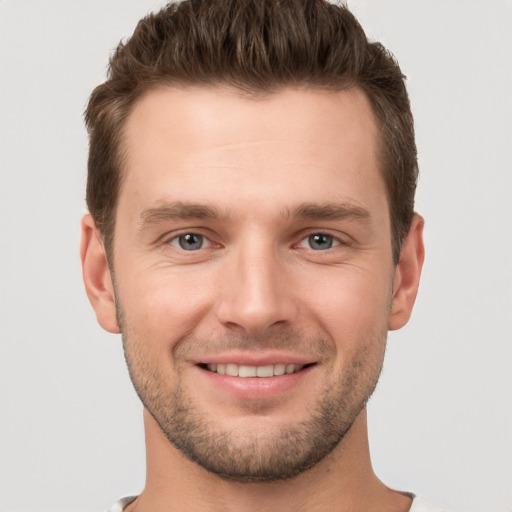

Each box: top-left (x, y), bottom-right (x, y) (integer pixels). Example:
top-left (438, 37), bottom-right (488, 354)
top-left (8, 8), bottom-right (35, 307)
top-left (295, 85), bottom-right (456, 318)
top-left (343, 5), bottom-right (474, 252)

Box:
top-left (0, 1), bottom-right (510, 511)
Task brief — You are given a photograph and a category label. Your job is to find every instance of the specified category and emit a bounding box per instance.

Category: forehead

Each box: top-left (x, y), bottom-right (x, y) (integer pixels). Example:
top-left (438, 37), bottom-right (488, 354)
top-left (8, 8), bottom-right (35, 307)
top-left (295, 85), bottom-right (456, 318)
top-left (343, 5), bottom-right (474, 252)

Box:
top-left (122, 85), bottom-right (378, 159)
top-left (119, 85), bottom-right (385, 217)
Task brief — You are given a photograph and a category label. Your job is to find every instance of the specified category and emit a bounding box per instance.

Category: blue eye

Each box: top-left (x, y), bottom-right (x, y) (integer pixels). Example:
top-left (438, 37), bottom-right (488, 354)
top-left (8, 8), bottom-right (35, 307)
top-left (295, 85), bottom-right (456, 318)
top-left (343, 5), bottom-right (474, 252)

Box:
top-left (306, 233), bottom-right (337, 250)
top-left (173, 233), bottom-right (205, 250)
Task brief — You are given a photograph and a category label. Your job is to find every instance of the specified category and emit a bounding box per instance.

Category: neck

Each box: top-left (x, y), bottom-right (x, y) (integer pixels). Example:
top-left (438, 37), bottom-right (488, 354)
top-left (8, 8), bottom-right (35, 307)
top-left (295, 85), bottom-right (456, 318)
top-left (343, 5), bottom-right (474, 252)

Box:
top-left (126, 408), bottom-right (411, 512)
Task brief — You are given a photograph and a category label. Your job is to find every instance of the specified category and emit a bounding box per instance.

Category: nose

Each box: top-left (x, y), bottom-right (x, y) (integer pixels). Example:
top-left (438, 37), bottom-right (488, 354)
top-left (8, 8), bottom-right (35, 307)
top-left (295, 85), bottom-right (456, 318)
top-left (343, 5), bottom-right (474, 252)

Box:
top-left (214, 239), bottom-right (297, 335)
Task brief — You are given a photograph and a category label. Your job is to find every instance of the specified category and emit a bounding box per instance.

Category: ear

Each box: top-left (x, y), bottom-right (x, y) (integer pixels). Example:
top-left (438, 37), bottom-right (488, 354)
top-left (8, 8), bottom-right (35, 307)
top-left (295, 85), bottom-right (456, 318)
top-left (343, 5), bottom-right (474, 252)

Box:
top-left (80, 214), bottom-right (120, 333)
top-left (388, 214), bottom-right (425, 331)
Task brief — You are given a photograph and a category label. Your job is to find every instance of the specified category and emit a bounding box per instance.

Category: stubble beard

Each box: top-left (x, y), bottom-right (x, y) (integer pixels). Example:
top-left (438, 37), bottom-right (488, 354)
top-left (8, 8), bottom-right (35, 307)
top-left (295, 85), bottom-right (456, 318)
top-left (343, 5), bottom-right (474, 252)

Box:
top-left (119, 319), bottom-right (386, 483)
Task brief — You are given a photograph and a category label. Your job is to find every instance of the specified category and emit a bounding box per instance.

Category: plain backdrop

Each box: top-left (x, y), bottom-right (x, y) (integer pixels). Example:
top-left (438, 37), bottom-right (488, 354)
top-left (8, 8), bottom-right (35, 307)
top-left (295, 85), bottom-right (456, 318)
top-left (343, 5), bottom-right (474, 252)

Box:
top-left (0, 1), bottom-right (510, 511)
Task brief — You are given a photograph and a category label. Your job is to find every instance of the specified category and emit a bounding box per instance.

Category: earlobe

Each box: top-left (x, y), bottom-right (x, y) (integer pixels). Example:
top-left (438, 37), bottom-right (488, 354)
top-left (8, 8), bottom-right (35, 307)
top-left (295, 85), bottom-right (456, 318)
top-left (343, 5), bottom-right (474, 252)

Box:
top-left (388, 214), bottom-right (425, 331)
top-left (80, 214), bottom-right (120, 334)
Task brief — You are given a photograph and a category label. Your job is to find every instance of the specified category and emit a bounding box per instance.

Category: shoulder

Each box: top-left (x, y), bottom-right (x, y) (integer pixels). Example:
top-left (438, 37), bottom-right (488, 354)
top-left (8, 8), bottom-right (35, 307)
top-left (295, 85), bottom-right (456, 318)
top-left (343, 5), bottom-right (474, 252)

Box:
top-left (410, 496), bottom-right (452, 512)
top-left (105, 496), bottom-right (137, 512)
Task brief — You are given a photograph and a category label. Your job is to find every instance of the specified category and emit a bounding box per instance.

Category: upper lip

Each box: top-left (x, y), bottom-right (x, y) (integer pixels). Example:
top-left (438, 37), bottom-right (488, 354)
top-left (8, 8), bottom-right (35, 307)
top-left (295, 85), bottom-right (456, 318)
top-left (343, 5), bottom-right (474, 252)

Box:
top-left (193, 352), bottom-right (316, 367)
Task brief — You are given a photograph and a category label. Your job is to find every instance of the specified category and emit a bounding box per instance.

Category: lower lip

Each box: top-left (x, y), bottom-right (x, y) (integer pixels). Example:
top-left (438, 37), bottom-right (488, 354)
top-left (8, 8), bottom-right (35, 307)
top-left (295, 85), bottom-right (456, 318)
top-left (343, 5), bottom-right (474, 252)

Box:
top-left (196, 365), bottom-right (315, 400)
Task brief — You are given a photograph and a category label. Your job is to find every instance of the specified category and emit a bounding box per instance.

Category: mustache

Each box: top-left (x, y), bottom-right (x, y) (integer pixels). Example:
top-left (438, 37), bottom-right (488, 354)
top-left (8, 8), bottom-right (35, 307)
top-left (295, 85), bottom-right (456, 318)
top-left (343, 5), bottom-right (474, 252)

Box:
top-left (172, 330), bottom-right (335, 359)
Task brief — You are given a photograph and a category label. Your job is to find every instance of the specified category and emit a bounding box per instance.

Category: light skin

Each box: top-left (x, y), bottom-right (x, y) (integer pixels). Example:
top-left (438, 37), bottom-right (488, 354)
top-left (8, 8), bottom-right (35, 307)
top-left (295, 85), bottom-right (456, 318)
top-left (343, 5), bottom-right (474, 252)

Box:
top-left (81, 86), bottom-right (424, 512)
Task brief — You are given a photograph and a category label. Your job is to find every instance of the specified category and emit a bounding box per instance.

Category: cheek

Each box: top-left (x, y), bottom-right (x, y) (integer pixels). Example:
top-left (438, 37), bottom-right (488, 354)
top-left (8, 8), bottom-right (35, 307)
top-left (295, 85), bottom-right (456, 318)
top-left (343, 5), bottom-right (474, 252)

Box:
top-left (116, 266), bottom-right (216, 348)
top-left (298, 264), bottom-right (393, 344)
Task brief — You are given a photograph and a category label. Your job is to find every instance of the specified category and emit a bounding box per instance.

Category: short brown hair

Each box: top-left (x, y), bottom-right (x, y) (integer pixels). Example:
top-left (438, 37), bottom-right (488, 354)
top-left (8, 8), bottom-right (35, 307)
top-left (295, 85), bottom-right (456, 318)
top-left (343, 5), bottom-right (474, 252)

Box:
top-left (85, 0), bottom-right (418, 263)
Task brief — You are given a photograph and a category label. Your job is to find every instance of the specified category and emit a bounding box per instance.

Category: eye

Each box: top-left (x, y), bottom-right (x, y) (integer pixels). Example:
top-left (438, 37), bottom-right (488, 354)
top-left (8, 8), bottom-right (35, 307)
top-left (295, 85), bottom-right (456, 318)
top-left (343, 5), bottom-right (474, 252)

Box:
top-left (169, 233), bottom-right (208, 251)
top-left (299, 233), bottom-right (340, 251)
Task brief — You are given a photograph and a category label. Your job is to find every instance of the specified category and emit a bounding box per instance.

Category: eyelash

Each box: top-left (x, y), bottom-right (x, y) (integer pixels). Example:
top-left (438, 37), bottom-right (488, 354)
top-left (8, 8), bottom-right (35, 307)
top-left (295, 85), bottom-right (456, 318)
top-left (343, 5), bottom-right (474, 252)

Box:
top-left (168, 233), bottom-right (214, 251)
top-left (165, 232), bottom-right (344, 252)
top-left (297, 233), bottom-right (341, 251)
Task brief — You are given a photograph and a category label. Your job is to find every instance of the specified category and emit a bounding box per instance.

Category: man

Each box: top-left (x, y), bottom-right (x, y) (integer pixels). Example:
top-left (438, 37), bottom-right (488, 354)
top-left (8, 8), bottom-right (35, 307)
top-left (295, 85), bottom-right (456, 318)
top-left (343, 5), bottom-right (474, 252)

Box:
top-left (80, 0), bottom-right (431, 510)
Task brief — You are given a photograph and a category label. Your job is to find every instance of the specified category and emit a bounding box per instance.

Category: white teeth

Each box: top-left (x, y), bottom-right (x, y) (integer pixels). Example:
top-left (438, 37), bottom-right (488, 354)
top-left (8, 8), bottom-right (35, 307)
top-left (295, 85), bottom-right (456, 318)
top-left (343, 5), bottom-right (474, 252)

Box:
top-left (205, 363), bottom-right (305, 377)
top-left (239, 365), bottom-right (257, 377)
top-left (285, 364), bottom-right (295, 374)
top-left (225, 363), bottom-right (239, 377)
top-left (256, 365), bottom-right (274, 377)
top-left (273, 363), bottom-right (286, 376)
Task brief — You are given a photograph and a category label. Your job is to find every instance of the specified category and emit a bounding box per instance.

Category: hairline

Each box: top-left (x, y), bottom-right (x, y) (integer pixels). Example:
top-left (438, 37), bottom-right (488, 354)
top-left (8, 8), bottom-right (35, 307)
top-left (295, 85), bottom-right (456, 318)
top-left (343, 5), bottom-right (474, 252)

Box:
top-left (103, 81), bottom-right (398, 263)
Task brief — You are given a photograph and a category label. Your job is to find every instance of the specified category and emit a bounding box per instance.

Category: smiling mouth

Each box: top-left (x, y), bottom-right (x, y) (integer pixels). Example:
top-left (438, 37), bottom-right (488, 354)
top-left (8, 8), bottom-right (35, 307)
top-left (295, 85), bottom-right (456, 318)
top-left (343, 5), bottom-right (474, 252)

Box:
top-left (200, 363), bottom-right (313, 377)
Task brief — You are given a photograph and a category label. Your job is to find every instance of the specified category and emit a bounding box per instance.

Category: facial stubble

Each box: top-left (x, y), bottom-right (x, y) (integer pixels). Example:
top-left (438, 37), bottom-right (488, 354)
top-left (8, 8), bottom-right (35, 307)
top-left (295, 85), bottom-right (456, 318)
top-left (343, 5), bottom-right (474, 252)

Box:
top-left (117, 298), bottom-right (387, 483)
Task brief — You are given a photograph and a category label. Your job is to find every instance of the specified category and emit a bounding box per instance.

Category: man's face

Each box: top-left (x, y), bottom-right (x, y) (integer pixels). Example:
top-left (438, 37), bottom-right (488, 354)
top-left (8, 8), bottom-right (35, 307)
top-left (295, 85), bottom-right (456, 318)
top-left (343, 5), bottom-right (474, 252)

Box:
top-left (107, 86), bottom-right (398, 481)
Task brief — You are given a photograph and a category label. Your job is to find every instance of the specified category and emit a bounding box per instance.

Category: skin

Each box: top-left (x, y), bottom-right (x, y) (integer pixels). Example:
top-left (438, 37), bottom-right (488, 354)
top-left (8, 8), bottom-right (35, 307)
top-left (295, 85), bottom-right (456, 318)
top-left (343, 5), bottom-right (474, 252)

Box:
top-left (81, 86), bottom-right (424, 512)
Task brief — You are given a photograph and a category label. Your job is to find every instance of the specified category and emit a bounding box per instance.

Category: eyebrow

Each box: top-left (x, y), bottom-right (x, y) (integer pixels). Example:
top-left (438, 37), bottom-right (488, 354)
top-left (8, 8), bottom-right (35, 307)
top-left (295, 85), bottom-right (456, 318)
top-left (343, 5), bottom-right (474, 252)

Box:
top-left (139, 201), bottom-right (228, 229)
top-left (284, 202), bottom-right (371, 222)
top-left (138, 200), bottom-right (371, 230)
